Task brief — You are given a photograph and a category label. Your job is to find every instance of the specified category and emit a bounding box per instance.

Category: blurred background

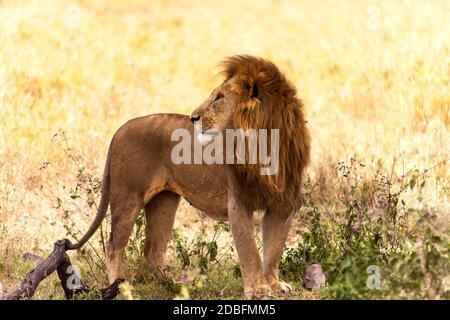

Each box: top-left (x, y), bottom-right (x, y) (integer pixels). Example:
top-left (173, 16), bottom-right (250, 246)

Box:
top-left (0, 0), bottom-right (448, 299)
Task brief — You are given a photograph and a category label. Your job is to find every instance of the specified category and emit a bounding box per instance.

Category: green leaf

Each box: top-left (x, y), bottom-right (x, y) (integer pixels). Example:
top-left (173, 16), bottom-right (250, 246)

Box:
top-left (208, 242), bottom-right (218, 261)
top-left (341, 256), bottom-right (353, 269)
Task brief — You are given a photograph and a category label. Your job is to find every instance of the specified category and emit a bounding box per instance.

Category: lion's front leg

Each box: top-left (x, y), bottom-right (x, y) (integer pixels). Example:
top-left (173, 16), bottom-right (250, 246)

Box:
top-left (227, 184), bottom-right (269, 298)
top-left (262, 209), bottom-right (294, 294)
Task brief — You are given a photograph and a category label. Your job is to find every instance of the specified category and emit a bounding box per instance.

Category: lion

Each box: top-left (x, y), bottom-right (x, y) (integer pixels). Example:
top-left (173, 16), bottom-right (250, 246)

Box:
top-left (65, 55), bottom-right (311, 298)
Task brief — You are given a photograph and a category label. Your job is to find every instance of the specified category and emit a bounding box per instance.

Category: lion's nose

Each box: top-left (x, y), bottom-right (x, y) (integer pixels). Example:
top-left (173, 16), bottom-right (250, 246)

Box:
top-left (190, 115), bottom-right (201, 123)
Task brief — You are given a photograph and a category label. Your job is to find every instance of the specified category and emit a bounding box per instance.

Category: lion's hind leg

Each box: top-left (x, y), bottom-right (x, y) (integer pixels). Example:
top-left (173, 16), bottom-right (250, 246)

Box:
top-left (144, 191), bottom-right (180, 279)
top-left (106, 192), bottom-right (142, 284)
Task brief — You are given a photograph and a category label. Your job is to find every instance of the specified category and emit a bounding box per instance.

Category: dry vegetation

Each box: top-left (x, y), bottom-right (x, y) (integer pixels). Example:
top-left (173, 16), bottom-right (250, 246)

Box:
top-left (0, 0), bottom-right (449, 299)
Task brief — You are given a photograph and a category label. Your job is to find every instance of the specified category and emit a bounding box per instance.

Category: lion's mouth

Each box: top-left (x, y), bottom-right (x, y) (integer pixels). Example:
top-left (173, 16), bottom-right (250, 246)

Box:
top-left (194, 121), bottom-right (220, 136)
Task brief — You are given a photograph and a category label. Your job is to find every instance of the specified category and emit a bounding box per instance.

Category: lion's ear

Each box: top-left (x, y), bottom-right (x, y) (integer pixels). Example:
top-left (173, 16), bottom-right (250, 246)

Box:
top-left (243, 80), bottom-right (259, 99)
top-left (250, 82), bottom-right (259, 99)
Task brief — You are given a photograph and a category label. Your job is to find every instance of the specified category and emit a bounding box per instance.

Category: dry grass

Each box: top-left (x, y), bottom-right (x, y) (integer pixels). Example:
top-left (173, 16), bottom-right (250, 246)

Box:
top-left (0, 0), bottom-right (449, 299)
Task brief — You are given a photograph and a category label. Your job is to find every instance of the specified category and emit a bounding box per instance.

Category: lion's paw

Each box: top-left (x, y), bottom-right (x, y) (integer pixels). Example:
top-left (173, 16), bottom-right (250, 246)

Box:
top-left (269, 281), bottom-right (293, 294)
top-left (244, 284), bottom-right (272, 300)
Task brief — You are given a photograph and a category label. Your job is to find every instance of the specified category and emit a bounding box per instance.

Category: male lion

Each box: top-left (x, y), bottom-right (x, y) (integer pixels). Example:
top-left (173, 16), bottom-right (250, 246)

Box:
top-left (65, 55), bottom-right (311, 297)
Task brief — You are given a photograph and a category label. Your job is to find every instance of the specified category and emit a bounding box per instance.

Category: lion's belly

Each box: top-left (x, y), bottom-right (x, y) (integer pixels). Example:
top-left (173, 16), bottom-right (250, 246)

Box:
top-left (167, 163), bottom-right (229, 220)
top-left (184, 193), bottom-right (228, 221)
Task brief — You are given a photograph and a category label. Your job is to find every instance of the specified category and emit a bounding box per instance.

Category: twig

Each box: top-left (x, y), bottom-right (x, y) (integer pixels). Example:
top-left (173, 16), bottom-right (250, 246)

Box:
top-left (1, 239), bottom-right (123, 300)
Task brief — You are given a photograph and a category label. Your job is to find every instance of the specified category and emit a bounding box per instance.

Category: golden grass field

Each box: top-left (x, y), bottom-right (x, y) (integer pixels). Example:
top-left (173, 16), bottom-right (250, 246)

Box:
top-left (0, 0), bottom-right (449, 299)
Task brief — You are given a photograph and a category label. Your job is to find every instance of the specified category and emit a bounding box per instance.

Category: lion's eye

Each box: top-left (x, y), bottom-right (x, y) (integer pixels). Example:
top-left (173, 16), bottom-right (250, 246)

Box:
top-left (214, 93), bottom-right (224, 102)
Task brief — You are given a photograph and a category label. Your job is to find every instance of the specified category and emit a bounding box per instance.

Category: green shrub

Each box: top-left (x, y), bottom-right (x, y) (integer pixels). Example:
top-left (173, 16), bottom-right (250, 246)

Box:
top-left (280, 158), bottom-right (449, 299)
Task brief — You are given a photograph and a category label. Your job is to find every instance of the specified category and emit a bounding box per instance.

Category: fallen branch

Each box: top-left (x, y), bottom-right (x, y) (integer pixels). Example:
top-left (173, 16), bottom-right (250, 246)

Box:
top-left (23, 253), bottom-right (44, 264)
top-left (1, 239), bottom-right (123, 300)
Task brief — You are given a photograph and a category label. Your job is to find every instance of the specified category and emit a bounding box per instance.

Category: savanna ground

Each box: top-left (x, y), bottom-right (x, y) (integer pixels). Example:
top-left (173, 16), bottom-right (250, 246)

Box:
top-left (0, 0), bottom-right (449, 300)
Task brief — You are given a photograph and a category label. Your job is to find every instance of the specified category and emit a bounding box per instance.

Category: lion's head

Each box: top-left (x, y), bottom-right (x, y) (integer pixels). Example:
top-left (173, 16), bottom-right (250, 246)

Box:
top-left (191, 55), bottom-right (311, 213)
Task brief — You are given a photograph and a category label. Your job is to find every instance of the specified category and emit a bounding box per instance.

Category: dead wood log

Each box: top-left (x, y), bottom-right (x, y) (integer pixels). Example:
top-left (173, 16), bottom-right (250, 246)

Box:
top-left (1, 239), bottom-right (124, 300)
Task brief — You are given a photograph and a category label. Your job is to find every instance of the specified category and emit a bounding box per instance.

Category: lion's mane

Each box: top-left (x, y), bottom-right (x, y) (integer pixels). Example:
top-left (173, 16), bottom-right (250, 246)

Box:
top-left (221, 55), bottom-right (311, 213)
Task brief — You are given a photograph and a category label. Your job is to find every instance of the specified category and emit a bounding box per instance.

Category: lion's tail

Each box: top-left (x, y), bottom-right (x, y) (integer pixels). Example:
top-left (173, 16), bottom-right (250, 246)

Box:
top-left (64, 141), bottom-right (112, 251)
